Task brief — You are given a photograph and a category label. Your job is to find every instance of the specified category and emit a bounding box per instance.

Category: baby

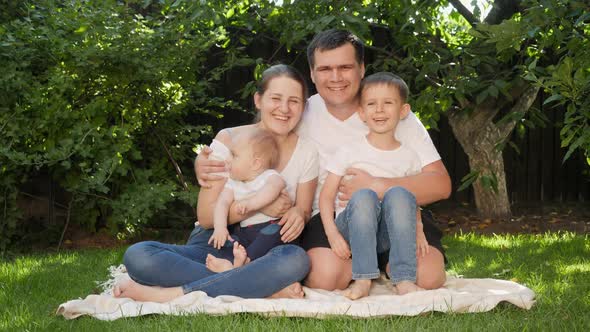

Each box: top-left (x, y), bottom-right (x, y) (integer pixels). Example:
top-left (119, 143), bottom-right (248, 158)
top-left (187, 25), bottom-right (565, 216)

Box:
top-left (319, 72), bottom-right (431, 299)
top-left (206, 128), bottom-right (286, 272)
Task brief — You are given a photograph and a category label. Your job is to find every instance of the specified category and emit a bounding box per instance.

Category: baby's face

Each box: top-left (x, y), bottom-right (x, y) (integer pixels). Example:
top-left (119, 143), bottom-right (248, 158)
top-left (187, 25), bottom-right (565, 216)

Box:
top-left (228, 139), bottom-right (257, 181)
top-left (359, 84), bottom-right (409, 135)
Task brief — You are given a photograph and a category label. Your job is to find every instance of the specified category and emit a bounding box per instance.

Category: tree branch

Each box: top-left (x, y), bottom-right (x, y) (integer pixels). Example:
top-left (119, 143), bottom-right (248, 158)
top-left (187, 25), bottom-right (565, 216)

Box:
top-left (448, 0), bottom-right (478, 27)
top-left (484, 0), bottom-right (523, 25)
top-left (497, 84), bottom-right (540, 138)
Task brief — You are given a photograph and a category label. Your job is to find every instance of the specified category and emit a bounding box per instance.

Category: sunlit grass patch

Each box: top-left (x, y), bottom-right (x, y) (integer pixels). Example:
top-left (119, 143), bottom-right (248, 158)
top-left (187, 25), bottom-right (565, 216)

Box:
top-left (0, 233), bottom-right (588, 331)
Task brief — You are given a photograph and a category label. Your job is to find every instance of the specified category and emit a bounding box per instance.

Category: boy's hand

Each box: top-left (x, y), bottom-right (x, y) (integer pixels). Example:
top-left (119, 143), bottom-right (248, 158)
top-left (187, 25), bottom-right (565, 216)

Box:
top-left (416, 229), bottom-right (430, 258)
top-left (208, 228), bottom-right (231, 249)
top-left (327, 231), bottom-right (351, 260)
top-left (235, 199), bottom-right (252, 215)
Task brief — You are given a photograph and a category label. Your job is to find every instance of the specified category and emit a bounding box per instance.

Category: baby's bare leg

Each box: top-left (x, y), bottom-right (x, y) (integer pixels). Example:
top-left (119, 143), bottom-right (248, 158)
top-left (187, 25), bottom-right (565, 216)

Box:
top-left (206, 254), bottom-right (234, 273)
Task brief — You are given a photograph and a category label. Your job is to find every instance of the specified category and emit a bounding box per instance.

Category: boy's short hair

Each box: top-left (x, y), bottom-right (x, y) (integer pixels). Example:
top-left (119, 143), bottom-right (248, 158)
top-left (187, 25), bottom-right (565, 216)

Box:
top-left (360, 72), bottom-right (410, 103)
top-left (306, 29), bottom-right (364, 68)
top-left (248, 129), bottom-right (280, 169)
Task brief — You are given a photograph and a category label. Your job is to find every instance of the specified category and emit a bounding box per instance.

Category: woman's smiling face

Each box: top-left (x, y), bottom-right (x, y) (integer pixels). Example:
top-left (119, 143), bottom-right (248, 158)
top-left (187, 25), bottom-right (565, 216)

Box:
top-left (254, 76), bottom-right (305, 137)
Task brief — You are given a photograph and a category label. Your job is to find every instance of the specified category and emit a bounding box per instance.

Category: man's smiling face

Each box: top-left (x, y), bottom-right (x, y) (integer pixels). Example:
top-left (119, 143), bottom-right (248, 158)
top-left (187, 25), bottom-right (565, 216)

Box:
top-left (310, 43), bottom-right (365, 109)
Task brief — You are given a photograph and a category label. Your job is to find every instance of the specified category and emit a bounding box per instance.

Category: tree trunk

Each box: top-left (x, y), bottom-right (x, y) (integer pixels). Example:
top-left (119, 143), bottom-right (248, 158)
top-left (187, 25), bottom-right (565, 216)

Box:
top-left (446, 85), bottom-right (540, 219)
top-left (448, 110), bottom-right (512, 219)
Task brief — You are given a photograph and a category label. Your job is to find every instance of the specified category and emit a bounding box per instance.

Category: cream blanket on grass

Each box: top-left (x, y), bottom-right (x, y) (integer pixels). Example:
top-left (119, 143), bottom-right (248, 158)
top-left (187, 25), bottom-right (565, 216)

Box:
top-left (57, 265), bottom-right (535, 320)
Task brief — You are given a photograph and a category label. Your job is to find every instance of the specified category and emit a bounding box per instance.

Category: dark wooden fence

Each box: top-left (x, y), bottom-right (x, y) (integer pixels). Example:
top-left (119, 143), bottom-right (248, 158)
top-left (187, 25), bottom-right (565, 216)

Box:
top-left (430, 100), bottom-right (590, 204)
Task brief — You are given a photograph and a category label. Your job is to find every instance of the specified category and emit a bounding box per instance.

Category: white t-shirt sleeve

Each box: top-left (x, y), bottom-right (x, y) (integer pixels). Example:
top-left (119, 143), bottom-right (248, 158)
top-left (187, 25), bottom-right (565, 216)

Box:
top-left (325, 147), bottom-right (349, 176)
top-left (396, 112), bottom-right (441, 168)
top-left (297, 139), bottom-right (319, 183)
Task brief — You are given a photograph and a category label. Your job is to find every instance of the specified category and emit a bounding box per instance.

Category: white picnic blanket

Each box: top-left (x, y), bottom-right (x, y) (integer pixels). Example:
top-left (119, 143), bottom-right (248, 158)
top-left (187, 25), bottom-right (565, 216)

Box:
top-left (57, 265), bottom-right (535, 320)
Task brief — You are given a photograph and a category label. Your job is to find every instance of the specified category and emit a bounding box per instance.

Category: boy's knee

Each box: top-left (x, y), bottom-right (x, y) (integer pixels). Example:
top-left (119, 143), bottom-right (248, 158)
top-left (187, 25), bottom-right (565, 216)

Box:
top-left (383, 186), bottom-right (416, 208)
top-left (348, 189), bottom-right (379, 211)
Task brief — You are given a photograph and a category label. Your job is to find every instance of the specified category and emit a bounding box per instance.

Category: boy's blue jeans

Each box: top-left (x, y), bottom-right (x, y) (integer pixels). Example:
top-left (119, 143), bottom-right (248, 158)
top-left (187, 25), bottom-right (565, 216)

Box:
top-left (122, 225), bottom-right (309, 298)
top-left (335, 187), bottom-right (417, 284)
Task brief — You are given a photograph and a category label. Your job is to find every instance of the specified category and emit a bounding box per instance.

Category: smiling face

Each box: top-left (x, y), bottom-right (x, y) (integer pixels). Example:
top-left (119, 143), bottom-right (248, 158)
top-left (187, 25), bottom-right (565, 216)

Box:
top-left (359, 84), bottom-right (410, 135)
top-left (310, 43), bottom-right (365, 109)
top-left (254, 76), bottom-right (305, 137)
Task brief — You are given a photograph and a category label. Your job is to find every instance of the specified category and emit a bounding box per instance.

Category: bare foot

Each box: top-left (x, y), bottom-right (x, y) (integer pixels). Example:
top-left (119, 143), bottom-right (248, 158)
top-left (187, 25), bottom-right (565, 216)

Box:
top-left (206, 254), bottom-right (234, 273)
top-left (232, 242), bottom-right (249, 268)
top-left (395, 280), bottom-right (424, 295)
top-left (341, 279), bottom-right (372, 300)
top-left (113, 278), bottom-right (183, 303)
top-left (269, 282), bottom-right (305, 299)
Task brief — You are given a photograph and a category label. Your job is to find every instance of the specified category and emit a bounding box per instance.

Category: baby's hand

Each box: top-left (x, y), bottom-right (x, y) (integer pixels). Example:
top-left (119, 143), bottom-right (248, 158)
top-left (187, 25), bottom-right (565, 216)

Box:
top-left (235, 199), bottom-right (252, 215)
top-left (327, 231), bottom-right (351, 260)
top-left (208, 228), bottom-right (231, 249)
top-left (416, 229), bottom-right (430, 258)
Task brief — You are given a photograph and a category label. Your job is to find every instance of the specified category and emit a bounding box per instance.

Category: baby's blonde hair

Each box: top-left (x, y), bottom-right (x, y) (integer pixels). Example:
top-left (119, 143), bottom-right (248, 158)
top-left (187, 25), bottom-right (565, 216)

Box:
top-left (248, 129), bottom-right (280, 169)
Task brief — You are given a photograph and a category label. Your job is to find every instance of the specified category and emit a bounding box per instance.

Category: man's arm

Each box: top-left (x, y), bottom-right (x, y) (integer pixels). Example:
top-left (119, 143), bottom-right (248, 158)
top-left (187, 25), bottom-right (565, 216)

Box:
top-left (339, 160), bottom-right (451, 206)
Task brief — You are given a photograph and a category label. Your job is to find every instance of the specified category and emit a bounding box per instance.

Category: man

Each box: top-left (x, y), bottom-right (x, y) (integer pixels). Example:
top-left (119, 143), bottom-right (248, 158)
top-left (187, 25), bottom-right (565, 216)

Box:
top-left (297, 29), bottom-right (449, 291)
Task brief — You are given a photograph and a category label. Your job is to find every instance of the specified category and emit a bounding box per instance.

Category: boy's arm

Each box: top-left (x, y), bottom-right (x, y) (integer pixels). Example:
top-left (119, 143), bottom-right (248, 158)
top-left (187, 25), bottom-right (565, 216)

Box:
top-left (339, 160), bottom-right (451, 205)
top-left (235, 175), bottom-right (286, 214)
top-left (320, 173), bottom-right (351, 259)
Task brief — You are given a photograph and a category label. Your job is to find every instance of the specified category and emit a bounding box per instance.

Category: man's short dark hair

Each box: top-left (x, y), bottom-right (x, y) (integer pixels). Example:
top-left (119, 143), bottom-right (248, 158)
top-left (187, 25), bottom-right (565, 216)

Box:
top-left (306, 29), bottom-right (364, 68)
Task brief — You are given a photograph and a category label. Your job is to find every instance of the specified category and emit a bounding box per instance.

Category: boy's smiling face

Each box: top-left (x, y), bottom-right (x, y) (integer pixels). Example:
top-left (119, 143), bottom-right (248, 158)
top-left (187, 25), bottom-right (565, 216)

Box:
top-left (359, 84), bottom-right (411, 135)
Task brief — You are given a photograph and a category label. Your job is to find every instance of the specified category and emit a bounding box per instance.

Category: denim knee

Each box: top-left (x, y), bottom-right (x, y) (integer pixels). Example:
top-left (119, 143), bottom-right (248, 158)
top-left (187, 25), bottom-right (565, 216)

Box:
top-left (383, 187), bottom-right (416, 210)
top-left (123, 241), bottom-right (161, 277)
top-left (269, 245), bottom-right (310, 281)
top-left (349, 189), bottom-right (379, 211)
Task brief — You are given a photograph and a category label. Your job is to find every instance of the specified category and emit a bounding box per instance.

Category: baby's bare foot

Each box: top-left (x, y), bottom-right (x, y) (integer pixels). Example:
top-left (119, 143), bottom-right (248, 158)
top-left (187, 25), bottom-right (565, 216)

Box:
top-left (395, 280), bottom-right (424, 295)
top-left (269, 282), bottom-right (305, 299)
top-left (206, 253), bottom-right (234, 273)
top-left (113, 278), bottom-right (183, 303)
top-left (232, 242), bottom-right (248, 268)
top-left (341, 279), bottom-right (372, 300)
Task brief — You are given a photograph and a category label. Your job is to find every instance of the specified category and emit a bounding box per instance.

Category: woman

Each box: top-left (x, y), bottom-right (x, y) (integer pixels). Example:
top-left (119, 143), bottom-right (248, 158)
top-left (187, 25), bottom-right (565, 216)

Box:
top-left (114, 64), bottom-right (318, 302)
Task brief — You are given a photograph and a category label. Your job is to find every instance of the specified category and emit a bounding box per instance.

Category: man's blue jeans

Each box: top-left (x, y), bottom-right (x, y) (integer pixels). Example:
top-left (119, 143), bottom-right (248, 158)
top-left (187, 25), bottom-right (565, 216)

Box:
top-left (335, 187), bottom-right (417, 284)
top-left (123, 225), bottom-right (310, 298)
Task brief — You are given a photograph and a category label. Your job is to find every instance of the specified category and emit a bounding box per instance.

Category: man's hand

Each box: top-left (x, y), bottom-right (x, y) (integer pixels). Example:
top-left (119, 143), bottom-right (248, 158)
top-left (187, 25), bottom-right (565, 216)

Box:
top-left (195, 146), bottom-right (227, 188)
top-left (208, 227), bottom-right (231, 249)
top-left (260, 190), bottom-right (292, 218)
top-left (338, 168), bottom-right (376, 206)
top-left (278, 206), bottom-right (306, 243)
top-left (326, 230), bottom-right (351, 260)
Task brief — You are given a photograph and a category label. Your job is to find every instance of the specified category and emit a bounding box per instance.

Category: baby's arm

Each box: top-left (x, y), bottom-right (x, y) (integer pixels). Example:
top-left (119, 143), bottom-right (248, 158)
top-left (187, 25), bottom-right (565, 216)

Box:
top-left (235, 174), bottom-right (286, 215)
top-left (208, 187), bottom-right (234, 249)
top-left (319, 172), bottom-right (350, 259)
top-left (415, 209), bottom-right (430, 257)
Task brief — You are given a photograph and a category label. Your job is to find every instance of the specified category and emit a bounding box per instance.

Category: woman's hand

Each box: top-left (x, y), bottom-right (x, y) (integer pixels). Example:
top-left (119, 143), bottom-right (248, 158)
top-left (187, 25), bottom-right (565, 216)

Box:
top-left (260, 190), bottom-right (292, 218)
top-left (195, 146), bottom-right (227, 188)
top-left (278, 206), bottom-right (306, 243)
top-left (326, 230), bottom-right (351, 260)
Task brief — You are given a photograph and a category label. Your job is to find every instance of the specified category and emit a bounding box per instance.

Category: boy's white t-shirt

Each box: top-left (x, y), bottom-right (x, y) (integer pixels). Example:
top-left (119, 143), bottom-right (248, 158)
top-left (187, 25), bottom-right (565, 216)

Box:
top-left (209, 136), bottom-right (318, 225)
top-left (224, 169), bottom-right (283, 227)
top-left (326, 136), bottom-right (422, 216)
top-left (297, 94), bottom-right (441, 215)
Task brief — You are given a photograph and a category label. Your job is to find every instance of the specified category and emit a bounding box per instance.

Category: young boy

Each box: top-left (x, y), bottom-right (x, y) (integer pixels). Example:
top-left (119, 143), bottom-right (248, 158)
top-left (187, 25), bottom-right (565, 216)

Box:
top-left (206, 128), bottom-right (286, 272)
top-left (319, 72), bottom-right (431, 300)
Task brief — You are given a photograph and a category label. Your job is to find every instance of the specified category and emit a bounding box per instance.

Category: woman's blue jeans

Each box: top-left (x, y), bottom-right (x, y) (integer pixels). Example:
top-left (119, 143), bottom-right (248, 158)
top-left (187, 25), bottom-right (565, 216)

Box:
top-left (123, 225), bottom-right (310, 298)
top-left (335, 187), bottom-right (417, 284)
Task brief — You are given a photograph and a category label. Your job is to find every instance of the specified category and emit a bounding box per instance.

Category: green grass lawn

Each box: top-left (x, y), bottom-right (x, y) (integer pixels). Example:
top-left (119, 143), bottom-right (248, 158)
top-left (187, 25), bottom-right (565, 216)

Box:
top-left (1, 232), bottom-right (588, 331)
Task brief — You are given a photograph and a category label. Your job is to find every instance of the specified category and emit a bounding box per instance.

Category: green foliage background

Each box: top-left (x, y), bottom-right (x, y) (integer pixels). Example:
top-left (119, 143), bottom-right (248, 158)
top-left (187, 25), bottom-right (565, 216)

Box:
top-left (1, 0), bottom-right (588, 249)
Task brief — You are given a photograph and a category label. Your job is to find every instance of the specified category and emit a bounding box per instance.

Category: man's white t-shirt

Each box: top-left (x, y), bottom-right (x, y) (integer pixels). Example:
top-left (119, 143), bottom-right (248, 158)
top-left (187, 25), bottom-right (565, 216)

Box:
top-left (297, 94), bottom-right (440, 215)
top-left (326, 136), bottom-right (422, 216)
